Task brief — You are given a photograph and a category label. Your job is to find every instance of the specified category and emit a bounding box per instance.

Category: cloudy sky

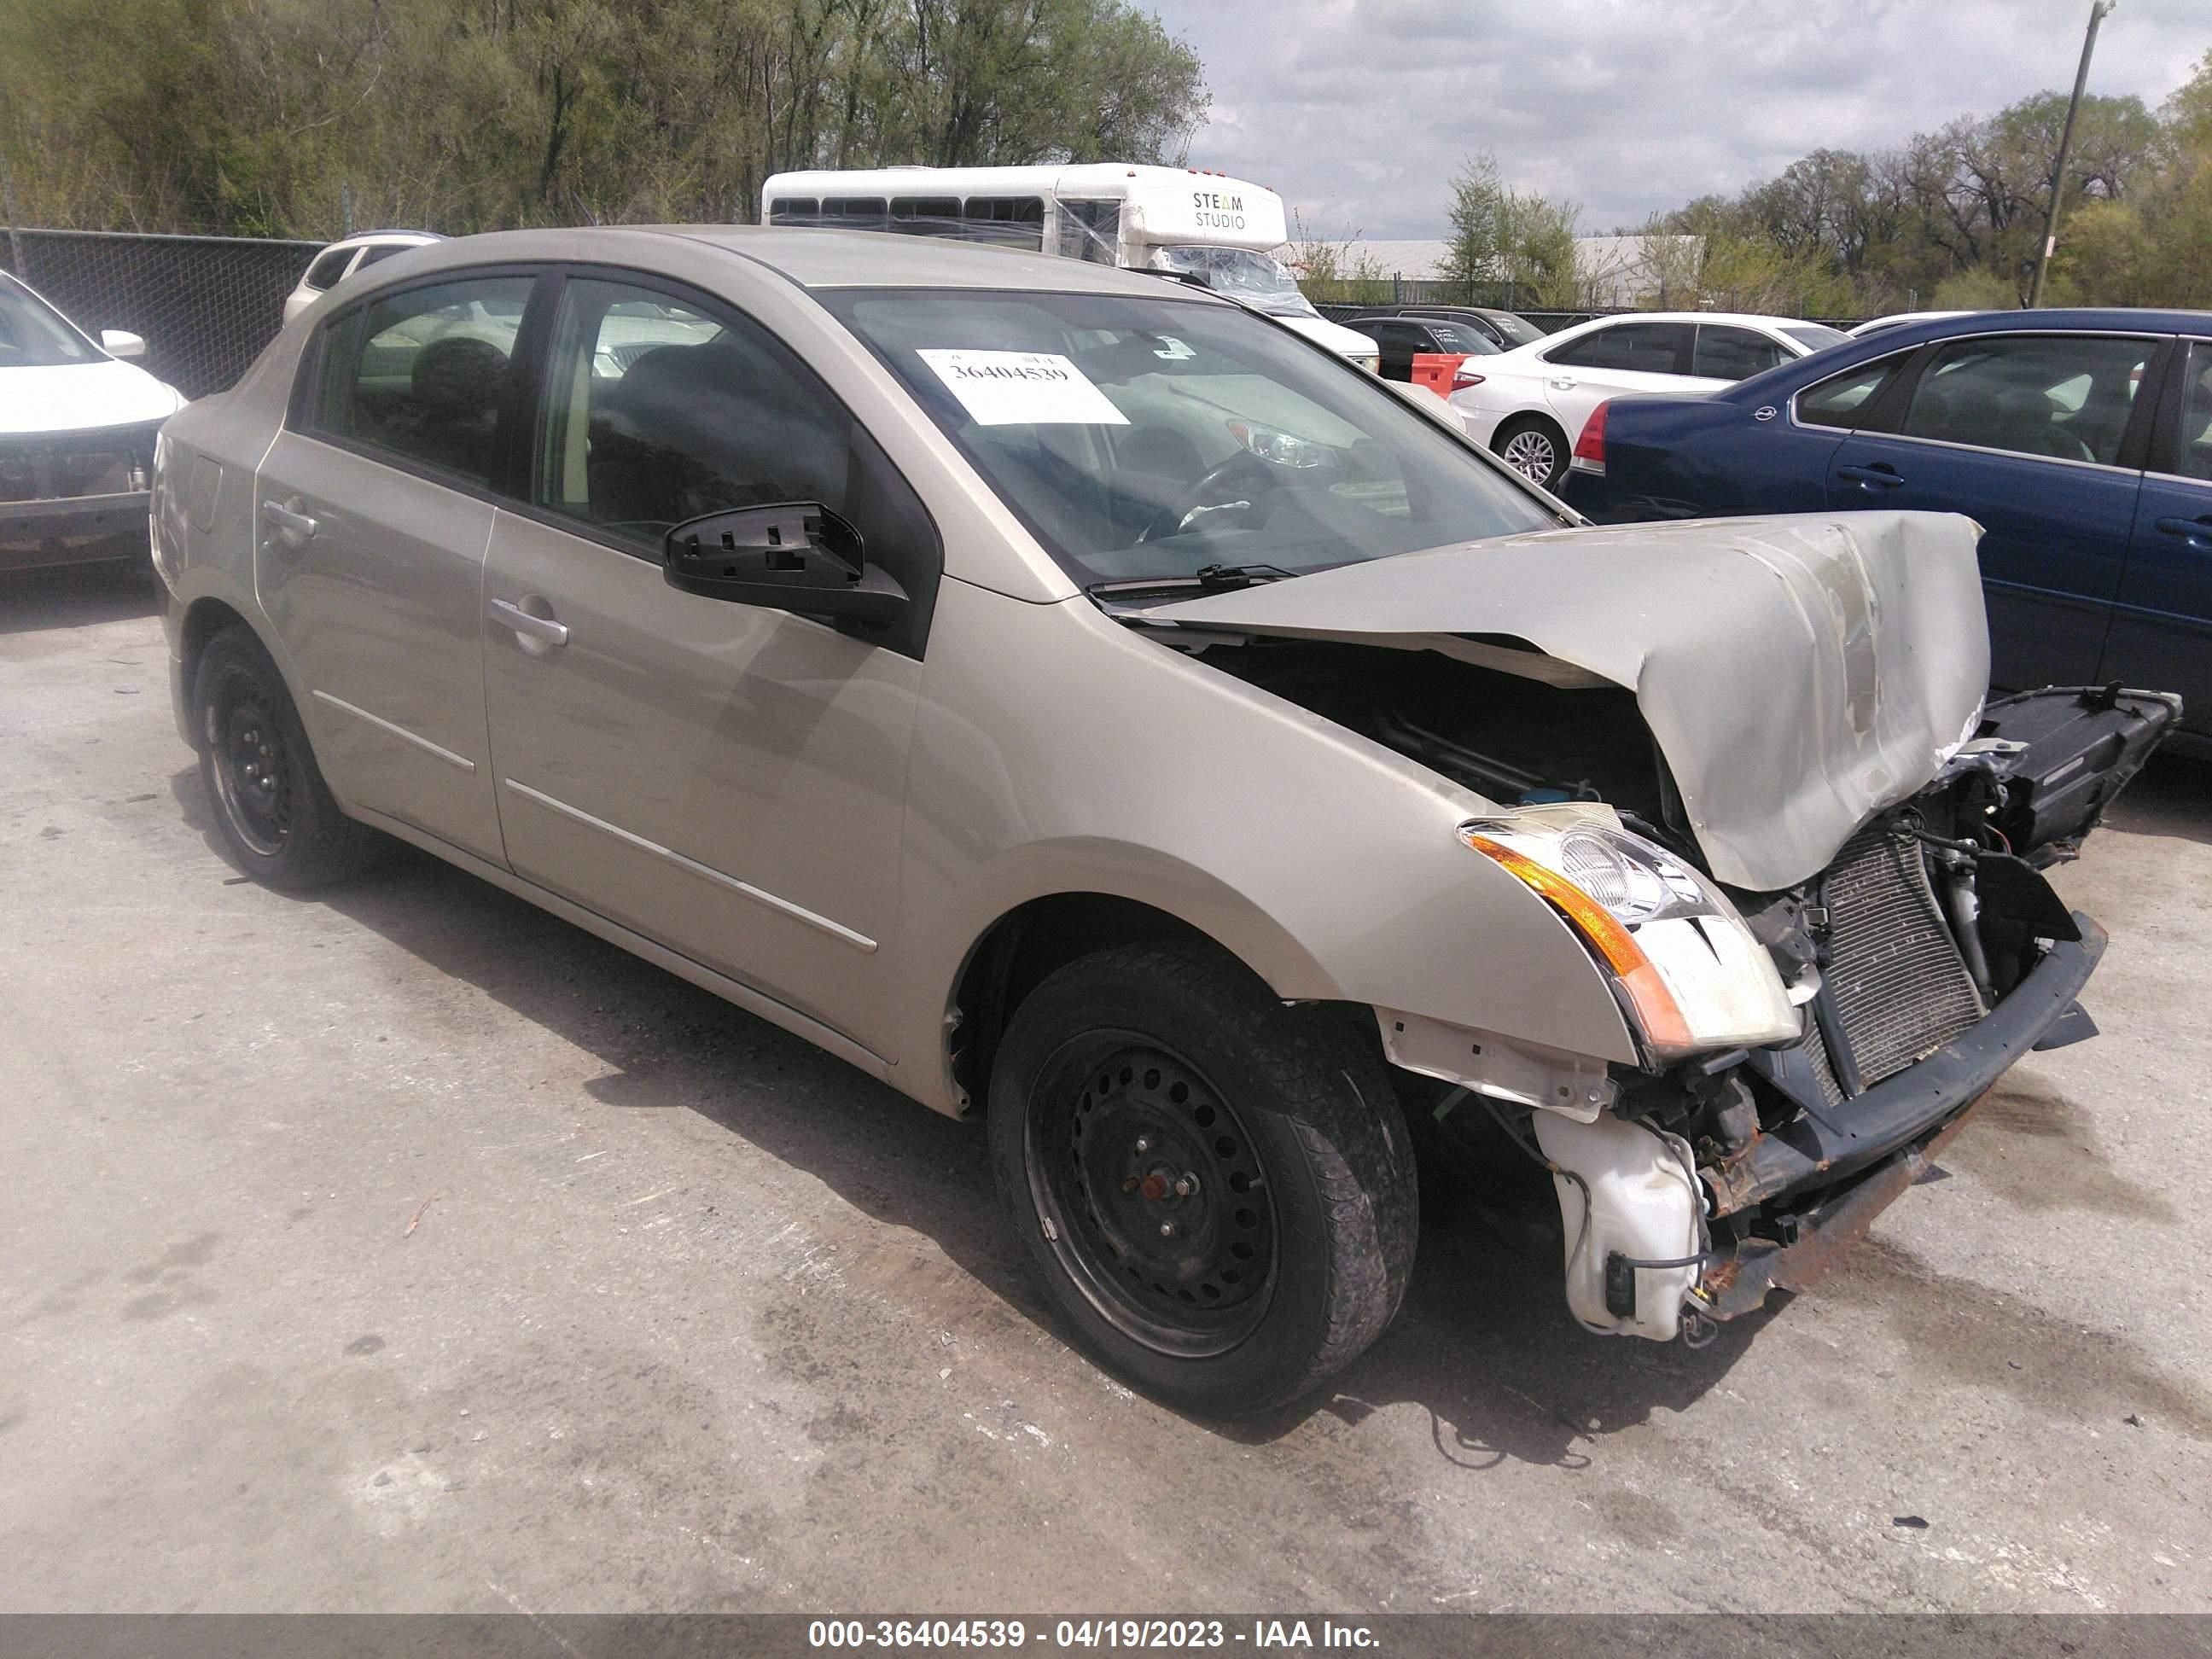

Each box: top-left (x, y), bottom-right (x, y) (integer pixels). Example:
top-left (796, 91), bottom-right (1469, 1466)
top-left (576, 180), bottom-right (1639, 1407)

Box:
top-left (1144, 0), bottom-right (2209, 239)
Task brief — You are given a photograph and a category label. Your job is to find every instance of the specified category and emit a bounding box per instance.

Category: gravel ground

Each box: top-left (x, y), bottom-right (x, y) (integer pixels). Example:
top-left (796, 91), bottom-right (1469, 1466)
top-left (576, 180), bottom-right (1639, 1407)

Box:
top-left (3, 561), bottom-right (2209, 1615)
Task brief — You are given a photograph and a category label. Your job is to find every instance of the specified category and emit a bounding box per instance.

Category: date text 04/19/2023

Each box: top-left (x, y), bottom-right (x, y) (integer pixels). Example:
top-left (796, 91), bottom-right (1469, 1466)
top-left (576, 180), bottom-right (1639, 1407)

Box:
top-left (806, 1621), bottom-right (1382, 1651)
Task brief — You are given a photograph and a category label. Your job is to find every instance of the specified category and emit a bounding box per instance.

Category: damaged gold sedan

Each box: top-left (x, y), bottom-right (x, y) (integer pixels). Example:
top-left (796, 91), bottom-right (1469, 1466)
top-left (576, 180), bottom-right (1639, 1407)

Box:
top-left (154, 229), bottom-right (2179, 1413)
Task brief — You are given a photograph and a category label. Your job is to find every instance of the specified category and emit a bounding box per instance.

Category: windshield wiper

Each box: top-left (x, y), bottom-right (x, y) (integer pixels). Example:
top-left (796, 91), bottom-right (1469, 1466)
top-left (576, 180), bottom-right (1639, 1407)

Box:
top-left (1192, 562), bottom-right (1297, 591)
top-left (1085, 563), bottom-right (1299, 601)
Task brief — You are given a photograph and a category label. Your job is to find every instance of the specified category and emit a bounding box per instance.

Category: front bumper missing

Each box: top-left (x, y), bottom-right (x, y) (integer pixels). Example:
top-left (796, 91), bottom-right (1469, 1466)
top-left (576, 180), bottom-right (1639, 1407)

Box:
top-left (1695, 911), bottom-right (2106, 1321)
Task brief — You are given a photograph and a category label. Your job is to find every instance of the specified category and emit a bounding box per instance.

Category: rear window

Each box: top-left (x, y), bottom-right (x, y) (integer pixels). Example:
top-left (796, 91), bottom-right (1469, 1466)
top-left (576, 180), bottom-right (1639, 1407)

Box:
top-left (310, 275), bottom-right (534, 486)
top-left (1784, 324), bottom-right (1849, 353)
top-left (1545, 321), bottom-right (1691, 374)
top-left (302, 247), bottom-right (355, 292)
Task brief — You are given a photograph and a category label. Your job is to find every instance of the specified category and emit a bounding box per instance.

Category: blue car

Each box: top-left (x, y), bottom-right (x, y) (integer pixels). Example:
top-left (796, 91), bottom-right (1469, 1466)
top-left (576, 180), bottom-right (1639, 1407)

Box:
top-left (1565, 309), bottom-right (2209, 754)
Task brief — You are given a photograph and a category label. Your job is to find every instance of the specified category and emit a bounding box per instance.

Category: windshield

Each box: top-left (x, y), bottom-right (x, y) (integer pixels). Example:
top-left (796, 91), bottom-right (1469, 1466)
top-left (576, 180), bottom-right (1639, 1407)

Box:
top-left (1784, 324), bottom-right (1849, 353)
top-left (1425, 320), bottom-right (1501, 355)
top-left (0, 274), bottom-right (97, 367)
top-left (824, 288), bottom-right (1558, 588)
top-left (1146, 246), bottom-right (1319, 319)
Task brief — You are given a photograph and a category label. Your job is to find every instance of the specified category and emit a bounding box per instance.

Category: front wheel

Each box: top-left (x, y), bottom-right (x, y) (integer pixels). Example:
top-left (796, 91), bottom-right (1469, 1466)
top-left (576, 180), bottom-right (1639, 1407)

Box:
top-left (1492, 414), bottom-right (1569, 490)
top-left (987, 940), bottom-right (1417, 1415)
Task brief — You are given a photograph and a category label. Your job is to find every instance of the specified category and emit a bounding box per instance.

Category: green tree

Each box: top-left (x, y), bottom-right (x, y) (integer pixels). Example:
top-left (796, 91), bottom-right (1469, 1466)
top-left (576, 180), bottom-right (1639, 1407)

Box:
top-left (0, 0), bottom-right (1209, 236)
top-left (1445, 151), bottom-right (1580, 302)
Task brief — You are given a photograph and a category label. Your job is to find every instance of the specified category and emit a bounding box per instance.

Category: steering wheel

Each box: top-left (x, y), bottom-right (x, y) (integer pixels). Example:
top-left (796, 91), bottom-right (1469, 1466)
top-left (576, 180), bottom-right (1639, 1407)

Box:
top-left (1136, 451), bottom-right (1283, 544)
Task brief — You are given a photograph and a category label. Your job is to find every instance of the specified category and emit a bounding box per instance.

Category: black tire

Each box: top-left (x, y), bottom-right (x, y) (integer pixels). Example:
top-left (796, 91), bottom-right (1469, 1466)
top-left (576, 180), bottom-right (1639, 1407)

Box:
top-left (987, 940), bottom-right (1417, 1415)
top-left (1492, 414), bottom-right (1569, 490)
top-left (192, 625), bottom-right (381, 890)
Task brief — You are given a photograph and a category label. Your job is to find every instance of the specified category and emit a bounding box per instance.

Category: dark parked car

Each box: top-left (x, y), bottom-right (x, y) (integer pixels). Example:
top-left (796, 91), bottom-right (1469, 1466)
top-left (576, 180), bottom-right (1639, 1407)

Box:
top-left (1364, 303), bottom-right (1545, 351)
top-left (1566, 310), bottom-right (2209, 753)
top-left (1336, 312), bottom-right (1499, 382)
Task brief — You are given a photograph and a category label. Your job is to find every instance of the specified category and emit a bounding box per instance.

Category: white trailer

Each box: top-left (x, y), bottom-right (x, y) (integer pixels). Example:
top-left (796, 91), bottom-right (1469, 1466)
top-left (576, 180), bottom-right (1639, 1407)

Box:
top-left (760, 164), bottom-right (1380, 369)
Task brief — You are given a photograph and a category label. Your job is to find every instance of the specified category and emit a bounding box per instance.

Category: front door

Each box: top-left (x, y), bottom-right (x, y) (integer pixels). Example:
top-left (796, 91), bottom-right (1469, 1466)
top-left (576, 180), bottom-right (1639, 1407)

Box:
top-left (2106, 337), bottom-right (2212, 739)
top-left (1823, 329), bottom-right (2155, 696)
top-left (255, 271), bottom-right (536, 863)
top-left (479, 274), bottom-right (933, 1060)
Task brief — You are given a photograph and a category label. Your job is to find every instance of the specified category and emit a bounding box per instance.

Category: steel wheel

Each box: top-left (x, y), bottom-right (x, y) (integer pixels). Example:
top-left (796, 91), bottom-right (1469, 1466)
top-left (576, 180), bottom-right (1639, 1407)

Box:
top-left (1499, 425), bottom-right (1558, 484)
top-left (206, 673), bottom-right (294, 858)
top-left (1026, 1033), bottom-right (1278, 1358)
top-left (190, 624), bottom-right (381, 889)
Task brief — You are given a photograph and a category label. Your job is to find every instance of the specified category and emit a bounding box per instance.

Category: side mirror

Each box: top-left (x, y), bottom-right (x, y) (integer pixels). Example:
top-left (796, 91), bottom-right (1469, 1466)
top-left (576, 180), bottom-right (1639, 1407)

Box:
top-left (664, 503), bottom-right (907, 627)
top-left (100, 329), bottom-right (147, 359)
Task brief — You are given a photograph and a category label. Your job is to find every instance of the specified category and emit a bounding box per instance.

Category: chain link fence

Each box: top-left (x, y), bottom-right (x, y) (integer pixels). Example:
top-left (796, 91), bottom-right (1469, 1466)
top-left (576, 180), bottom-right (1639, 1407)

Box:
top-left (0, 229), bottom-right (321, 399)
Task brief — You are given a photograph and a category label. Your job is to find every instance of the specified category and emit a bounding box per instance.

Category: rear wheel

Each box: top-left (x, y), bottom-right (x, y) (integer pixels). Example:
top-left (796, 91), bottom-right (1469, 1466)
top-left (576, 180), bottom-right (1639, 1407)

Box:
top-left (1492, 414), bottom-right (1569, 490)
top-left (193, 626), bottom-right (381, 890)
top-left (987, 940), bottom-right (1417, 1415)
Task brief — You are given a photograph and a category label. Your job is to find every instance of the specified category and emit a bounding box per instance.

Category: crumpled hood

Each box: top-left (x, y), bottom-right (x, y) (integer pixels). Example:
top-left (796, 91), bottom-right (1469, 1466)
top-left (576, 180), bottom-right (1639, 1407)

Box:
top-left (1142, 511), bottom-right (1992, 891)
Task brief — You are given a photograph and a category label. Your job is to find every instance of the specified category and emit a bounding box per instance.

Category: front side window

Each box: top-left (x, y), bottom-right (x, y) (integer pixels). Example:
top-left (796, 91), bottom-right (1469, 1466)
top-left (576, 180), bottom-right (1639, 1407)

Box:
top-left (311, 275), bottom-right (533, 486)
top-left (1900, 333), bottom-right (2152, 466)
top-left (1057, 201), bottom-right (1122, 265)
top-left (1796, 353), bottom-right (1907, 428)
top-left (1545, 321), bottom-right (1691, 374)
top-left (1693, 325), bottom-right (1786, 381)
top-left (532, 275), bottom-right (936, 615)
top-left (823, 288), bottom-right (1558, 588)
top-left (0, 273), bottom-right (95, 365)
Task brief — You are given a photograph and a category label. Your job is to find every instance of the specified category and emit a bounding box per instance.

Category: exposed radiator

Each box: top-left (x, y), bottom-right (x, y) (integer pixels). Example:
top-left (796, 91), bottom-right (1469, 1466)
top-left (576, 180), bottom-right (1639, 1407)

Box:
top-left (1819, 824), bottom-right (1985, 1089)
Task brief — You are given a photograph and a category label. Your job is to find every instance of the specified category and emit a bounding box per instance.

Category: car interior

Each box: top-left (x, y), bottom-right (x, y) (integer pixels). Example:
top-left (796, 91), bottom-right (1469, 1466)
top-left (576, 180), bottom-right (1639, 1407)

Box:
top-left (1902, 337), bottom-right (2147, 467)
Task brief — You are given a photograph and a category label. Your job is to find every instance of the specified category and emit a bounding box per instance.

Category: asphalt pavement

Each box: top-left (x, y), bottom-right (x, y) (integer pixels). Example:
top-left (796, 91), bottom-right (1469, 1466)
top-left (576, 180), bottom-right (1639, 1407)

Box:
top-left (3, 562), bottom-right (2208, 1614)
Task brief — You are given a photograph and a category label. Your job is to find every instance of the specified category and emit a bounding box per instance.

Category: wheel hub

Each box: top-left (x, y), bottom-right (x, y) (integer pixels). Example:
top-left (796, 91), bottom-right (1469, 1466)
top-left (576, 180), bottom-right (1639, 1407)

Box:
top-left (1046, 1044), bottom-right (1274, 1336)
top-left (212, 684), bottom-right (293, 857)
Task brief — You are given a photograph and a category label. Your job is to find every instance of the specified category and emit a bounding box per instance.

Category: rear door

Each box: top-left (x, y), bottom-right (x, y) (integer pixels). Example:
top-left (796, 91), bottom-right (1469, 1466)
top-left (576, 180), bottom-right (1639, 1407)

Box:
top-left (1823, 329), bottom-right (2157, 696)
top-left (255, 269), bottom-right (537, 863)
top-left (1538, 321), bottom-right (1700, 441)
top-left (2106, 336), bottom-right (2212, 737)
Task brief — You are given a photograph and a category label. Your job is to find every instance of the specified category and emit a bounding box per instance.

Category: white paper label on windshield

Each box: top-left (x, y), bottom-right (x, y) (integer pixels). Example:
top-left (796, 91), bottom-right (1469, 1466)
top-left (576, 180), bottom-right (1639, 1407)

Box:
top-left (917, 349), bottom-right (1129, 427)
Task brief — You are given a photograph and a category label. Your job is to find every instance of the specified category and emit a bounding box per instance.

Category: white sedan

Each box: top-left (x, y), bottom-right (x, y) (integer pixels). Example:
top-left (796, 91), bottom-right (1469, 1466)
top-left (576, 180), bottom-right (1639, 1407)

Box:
top-left (1448, 311), bottom-right (1848, 488)
top-left (2, 271), bottom-right (186, 573)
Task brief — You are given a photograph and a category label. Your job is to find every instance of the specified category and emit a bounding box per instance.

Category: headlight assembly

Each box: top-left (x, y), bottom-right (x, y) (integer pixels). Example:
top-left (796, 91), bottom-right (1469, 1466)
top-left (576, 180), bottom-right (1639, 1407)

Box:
top-left (1462, 818), bottom-right (1796, 1062)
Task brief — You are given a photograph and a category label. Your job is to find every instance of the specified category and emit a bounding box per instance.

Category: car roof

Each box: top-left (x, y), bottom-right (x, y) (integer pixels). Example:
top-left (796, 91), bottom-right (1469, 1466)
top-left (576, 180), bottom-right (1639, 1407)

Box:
top-left (376, 224), bottom-right (1193, 300)
top-left (1570, 311), bottom-right (1826, 329)
top-left (1840, 306), bottom-right (2212, 349)
top-left (323, 230), bottom-right (442, 250)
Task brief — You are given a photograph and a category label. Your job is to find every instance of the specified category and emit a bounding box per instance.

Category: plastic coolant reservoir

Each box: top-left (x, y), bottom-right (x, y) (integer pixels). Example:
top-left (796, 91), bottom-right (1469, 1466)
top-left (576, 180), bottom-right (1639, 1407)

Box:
top-left (1531, 1110), bottom-right (1703, 1342)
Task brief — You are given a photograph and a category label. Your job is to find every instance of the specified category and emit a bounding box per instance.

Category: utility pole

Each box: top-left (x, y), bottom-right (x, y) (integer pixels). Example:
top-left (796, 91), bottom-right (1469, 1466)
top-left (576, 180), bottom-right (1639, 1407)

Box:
top-left (2029, 0), bottom-right (2116, 308)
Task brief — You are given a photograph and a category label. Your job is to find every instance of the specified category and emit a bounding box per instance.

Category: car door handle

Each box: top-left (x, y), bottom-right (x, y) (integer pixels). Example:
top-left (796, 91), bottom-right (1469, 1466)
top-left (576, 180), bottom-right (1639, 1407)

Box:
top-left (2154, 515), bottom-right (2212, 544)
top-left (1546, 376), bottom-right (1577, 390)
top-left (260, 498), bottom-right (317, 540)
top-left (487, 597), bottom-right (568, 647)
top-left (1837, 464), bottom-right (1904, 489)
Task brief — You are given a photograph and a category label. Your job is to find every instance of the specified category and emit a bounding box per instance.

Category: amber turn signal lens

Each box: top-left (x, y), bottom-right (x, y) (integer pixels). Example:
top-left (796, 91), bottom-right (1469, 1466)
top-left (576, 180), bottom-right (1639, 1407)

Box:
top-left (1461, 831), bottom-right (1696, 1054)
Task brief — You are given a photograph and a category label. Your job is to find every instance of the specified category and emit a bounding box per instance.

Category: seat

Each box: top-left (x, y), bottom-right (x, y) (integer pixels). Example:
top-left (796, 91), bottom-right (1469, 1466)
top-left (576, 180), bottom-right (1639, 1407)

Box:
top-left (403, 335), bottom-right (509, 477)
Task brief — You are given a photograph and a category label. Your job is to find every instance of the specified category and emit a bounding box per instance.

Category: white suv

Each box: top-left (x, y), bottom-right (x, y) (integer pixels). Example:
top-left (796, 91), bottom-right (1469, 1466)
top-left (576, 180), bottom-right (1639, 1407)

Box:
top-left (282, 231), bottom-right (443, 323)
